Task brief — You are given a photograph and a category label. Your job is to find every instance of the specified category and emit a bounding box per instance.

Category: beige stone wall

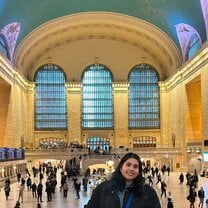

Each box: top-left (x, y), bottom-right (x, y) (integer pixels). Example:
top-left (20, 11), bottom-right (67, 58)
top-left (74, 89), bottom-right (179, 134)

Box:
top-left (3, 83), bottom-right (27, 148)
top-left (167, 83), bottom-right (186, 149)
top-left (185, 78), bottom-right (202, 140)
top-left (26, 85), bottom-right (35, 147)
top-left (113, 86), bottom-right (128, 148)
top-left (0, 82), bottom-right (12, 146)
top-left (201, 67), bottom-right (208, 150)
top-left (160, 84), bottom-right (170, 147)
top-left (67, 86), bottom-right (81, 143)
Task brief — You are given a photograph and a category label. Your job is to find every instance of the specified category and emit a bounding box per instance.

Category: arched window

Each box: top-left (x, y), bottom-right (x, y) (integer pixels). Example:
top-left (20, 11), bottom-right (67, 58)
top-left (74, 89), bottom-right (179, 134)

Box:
top-left (82, 64), bottom-right (113, 129)
top-left (128, 64), bottom-right (160, 129)
top-left (187, 34), bottom-right (201, 60)
top-left (0, 35), bottom-right (9, 59)
top-left (86, 137), bottom-right (110, 152)
top-left (34, 64), bottom-right (67, 130)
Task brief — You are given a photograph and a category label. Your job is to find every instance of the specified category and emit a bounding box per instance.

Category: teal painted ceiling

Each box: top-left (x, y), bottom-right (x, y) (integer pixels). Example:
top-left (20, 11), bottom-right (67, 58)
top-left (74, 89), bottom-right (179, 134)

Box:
top-left (0, 0), bottom-right (206, 49)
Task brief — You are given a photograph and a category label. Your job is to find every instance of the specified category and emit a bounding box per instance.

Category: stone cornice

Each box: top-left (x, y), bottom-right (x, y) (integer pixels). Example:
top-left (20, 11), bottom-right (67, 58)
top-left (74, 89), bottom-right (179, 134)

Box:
top-left (0, 54), bottom-right (33, 92)
top-left (159, 44), bottom-right (208, 92)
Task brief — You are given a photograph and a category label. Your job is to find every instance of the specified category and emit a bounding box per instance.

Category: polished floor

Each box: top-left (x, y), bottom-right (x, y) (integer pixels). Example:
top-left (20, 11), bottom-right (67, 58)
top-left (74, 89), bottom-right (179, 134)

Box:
top-left (1, 170), bottom-right (208, 208)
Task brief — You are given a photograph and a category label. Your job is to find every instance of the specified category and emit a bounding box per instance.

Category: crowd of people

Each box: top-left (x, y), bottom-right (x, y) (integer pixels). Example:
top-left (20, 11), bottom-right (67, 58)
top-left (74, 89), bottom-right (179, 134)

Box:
top-left (2, 153), bottom-right (208, 208)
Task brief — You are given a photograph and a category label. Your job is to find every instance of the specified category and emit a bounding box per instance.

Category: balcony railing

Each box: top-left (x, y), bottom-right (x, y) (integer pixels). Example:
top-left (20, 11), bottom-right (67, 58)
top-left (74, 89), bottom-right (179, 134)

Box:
top-left (25, 147), bottom-right (182, 160)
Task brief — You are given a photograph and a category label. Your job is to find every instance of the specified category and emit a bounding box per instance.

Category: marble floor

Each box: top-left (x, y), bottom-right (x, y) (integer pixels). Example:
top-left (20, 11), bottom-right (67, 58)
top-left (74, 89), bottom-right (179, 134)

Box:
top-left (1, 170), bottom-right (208, 208)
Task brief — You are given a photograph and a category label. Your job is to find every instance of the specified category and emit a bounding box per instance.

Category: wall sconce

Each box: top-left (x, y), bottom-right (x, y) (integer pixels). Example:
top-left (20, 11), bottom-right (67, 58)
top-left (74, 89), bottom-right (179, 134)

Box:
top-left (196, 148), bottom-right (201, 154)
top-left (186, 148), bottom-right (191, 153)
top-left (106, 160), bottom-right (114, 167)
top-left (186, 147), bottom-right (201, 154)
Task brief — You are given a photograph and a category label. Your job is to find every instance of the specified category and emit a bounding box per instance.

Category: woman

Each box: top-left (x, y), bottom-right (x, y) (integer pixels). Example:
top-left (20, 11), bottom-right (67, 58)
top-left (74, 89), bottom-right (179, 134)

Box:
top-left (4, 183), bottom-right (11, 200)
top-left (84, 152), bottom-right (161, 208)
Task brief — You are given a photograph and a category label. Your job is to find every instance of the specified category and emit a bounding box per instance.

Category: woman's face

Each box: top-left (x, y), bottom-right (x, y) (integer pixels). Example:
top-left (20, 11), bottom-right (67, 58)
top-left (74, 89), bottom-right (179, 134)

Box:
top-left (120, 158), bottom-right (139, 182)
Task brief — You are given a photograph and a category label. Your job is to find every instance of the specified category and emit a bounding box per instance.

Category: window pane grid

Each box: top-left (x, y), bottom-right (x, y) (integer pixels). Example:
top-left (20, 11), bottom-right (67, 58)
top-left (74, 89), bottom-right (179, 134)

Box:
top-left (187, 34), bottom-right (201, 60)
top-left (34, 64), bottom-right (67, 130)
top-left (0, 36), bottom-right (9, 59)
top-left (87, 137), bottom-right (110, 151)
top-left (82, 64), bottom-right (113, 129)
top-left (129, 64), bottom-right (160, 129)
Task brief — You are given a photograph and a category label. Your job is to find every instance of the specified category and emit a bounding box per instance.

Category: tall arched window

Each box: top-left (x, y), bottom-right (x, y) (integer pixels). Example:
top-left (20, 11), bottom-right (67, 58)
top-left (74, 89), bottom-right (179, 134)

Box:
top-left (0, 35), bottom-right (9, 59)
top-left (128, 64), bottom-right (160, 129)
top-left (187, 34), bottom-right (201, 60)
top-left (34, 64), bottom-right (67, 130)
top-left (82, 64), bottom-right (113, 129)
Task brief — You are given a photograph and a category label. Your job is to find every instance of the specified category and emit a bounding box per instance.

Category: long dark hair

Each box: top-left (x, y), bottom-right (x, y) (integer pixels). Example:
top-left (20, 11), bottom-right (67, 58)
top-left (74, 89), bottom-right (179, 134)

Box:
top-left (111, 152), bottom-right (144, 194)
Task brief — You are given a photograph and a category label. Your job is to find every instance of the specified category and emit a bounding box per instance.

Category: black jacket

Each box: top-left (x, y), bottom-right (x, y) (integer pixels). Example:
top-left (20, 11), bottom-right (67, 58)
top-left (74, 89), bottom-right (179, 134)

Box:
top-left (85, 180), bottom-right (161, 208)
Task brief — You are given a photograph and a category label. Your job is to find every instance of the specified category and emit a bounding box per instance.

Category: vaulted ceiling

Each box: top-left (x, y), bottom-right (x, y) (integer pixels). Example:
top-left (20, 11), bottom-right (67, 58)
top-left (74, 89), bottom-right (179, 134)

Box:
top-left (0, 0), bottom-right (206, 81)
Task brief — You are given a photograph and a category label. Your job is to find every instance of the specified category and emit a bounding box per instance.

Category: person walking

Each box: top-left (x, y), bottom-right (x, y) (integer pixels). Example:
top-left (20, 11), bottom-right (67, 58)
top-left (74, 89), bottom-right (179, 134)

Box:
top-left (84, 152), bottom-right (161, 208)
top-left (198, 187), bottom-right (205, 208)
top-left (179, 173), bottom-right (184, 184)
top-left (147, 175), bottom-right (154, 186)
top-left (161, 180), bottom-right (167, 198)
top-left (156, 172), bottom-right (162, 185)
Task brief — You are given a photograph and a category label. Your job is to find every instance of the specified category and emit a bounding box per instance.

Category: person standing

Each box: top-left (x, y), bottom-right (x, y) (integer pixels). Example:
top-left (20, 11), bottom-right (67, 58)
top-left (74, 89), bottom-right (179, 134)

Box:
top-left (198, 187), bottom-right (205, 208)
top-left (74, 178), bottom-right (81, 199)
top-left (37, 182), bottom-right (43, 203)
top-left (63, 181), bottom-right (69, 197)
top-left (84, 152), bottom-right (161, 208)
top-left (179, 173), bottom-right (184, 184)
top-left (18, 183), bottom-right (25, 203)
top-left (26, 176), bottom-right (32, 191)
top-left (31, 182), bottom-right (37, 198)
top-left (188, 185), bottom-right (197, 208)
top-left (4, 182), bottom-right (11, 200)
top-left (17, 173), bottom-right (21, 183)
top-left (82, 176), bottom-right (89, 192)
top-left (45, 181), bottom-right (53, 202)
top-left (166, 166), bottom-right (170, 176)
top-left (167, 197), bottom-right (174, 208)
top-left (37, 203), bottom-right (41, 208)
top-left (14, 201), bottom-right (21, 208)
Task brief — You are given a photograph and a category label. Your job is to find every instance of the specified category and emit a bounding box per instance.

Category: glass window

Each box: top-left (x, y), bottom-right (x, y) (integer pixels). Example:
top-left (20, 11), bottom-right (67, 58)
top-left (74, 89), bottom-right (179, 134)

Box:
top-left (187, 34), bottom-right (201, 60)
top-left (0, 35), bottom-right (9, 59)
top-left (34, 64), bottom-right (67, 130)
top-left (86, 137), bottom-right (110, 152)
top-left (133, 136), bottom-right (156, 148)
top-left (128, 64), bottom-right (160, 129)
top-left (82, 64), bottom-right (113, 129)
